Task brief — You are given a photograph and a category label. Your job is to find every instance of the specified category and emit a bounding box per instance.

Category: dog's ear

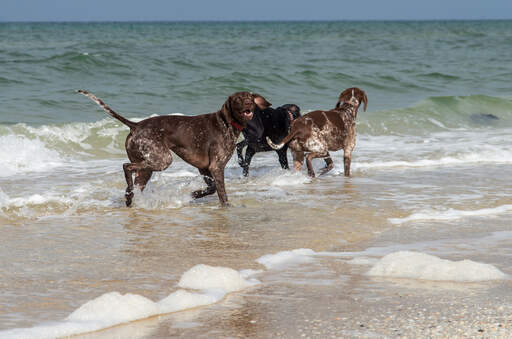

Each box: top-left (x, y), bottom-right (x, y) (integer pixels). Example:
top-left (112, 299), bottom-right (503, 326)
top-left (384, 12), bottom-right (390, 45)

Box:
top-left (220, 94), bottom-right (233, 123)
top-left (290, 104), bottom-right (301, 118)
top-left (360, 89), bottom-right (368, 112)
top-left (252, 93), bottom-right (271, 110)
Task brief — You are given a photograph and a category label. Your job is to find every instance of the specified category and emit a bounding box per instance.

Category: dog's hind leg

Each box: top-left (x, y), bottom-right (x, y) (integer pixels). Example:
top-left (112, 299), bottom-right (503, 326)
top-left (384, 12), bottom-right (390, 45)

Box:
top-left (242, 146), bottom-right (256, 177)
top-left (305, 152), bottom-right (329, 178)
top-left (319, 153), bottom-right (334, 176)
top-left (276, 146), bottom-right (289, 170)
top-left (292, 150), bottom-right (304, 172)
top-left (123, 162), bottom-right (147, 207)
top-left (192, 169), bottom-right (217, 199)
top-left (123, 152), bottom-right (173, 207)
top-left (134, 169), bottom-right (153, 192)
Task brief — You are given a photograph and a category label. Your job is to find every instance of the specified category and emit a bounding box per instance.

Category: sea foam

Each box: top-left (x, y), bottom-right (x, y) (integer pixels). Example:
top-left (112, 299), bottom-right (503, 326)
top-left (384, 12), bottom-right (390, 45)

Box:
top-left (354, 150), bottom-right (512, 171)
top-left (0, 264), bottom-right (258, 339)
top-left (178, 264), bottom-right (260, 292)
top-left (367, 251), bottom-right (508, 282)
top-left (256, 249), bottom-right (316, 269)
top-left (0, 134), bottom-right (64, 177)
top-left (389, 204), bottom-right (512, 224)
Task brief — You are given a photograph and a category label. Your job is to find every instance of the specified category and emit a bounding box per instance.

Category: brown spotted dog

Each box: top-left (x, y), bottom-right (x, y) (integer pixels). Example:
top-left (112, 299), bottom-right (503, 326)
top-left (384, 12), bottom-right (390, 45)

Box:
top-left (78, 90), bottom-right (270, 206)
top-left (267, 87), bottom-right (367, 177)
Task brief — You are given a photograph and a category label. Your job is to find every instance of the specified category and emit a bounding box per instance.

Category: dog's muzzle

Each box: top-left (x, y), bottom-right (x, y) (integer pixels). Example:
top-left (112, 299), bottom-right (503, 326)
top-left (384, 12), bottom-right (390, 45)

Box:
top-left (242, 110), bottom-right (254, 120)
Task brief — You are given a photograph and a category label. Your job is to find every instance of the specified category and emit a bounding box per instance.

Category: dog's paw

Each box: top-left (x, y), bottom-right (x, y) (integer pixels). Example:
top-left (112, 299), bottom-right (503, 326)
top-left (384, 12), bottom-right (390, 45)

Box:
top-left (125, 191), bottom-right (134, 207)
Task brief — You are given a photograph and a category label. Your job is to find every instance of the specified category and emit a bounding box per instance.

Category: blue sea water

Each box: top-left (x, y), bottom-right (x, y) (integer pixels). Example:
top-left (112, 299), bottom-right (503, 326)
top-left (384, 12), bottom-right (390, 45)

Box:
top-left (1, 21), bottom-right (511, 125)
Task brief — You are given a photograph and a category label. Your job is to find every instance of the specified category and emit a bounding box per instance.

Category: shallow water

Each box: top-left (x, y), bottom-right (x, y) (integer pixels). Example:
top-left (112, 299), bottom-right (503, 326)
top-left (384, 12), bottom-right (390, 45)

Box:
top-left (1, 21), bottom-right (512, 337)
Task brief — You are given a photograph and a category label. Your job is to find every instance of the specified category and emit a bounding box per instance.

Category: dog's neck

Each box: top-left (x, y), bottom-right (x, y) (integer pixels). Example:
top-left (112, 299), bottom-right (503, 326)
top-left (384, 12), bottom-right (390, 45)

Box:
top-left (230, 120), bottom-right (244, 131)
top-left (336, 103), bottom-right (358, 120)
top-left (216, 109), bottom-right (245, 133)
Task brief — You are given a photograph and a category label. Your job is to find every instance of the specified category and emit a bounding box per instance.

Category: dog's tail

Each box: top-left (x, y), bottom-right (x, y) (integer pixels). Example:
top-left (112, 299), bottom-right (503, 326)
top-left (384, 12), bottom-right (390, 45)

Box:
top-left (77, 90), bottom-right (138, 130)
top-left (266, 131), bottom-right (296, 150)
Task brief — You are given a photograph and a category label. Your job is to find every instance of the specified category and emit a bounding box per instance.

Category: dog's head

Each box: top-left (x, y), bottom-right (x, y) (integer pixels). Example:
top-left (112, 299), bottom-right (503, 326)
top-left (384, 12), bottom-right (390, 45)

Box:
top-left (336, 87), bottom-right (368, 112)
top-left (279, 104), bottom-right (301, 120)
top-left (221, 92), bottom-right (271, 126)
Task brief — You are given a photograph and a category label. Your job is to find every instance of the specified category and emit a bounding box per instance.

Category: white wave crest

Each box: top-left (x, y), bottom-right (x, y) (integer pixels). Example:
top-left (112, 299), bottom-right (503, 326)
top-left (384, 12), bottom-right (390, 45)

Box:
top-left (0, 134), bottom-right (65, 177)
top-left (355, 151), bottom-right (512, 171)
top-left (389, 204), bottom-right (512, 224)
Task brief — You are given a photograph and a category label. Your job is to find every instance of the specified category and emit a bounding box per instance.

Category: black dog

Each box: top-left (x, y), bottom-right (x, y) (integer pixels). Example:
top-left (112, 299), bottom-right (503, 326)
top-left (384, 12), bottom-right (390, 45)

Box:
top-left (236, 104), bottom-right (301, 176)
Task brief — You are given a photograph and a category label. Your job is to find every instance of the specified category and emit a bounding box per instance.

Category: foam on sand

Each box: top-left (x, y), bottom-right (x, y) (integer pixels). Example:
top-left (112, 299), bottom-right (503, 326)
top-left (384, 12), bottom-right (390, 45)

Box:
top-left (367, 251), bottom-right (508, 282)
top-left (178, 264), bottom-right (260, 292)
top-left (256, 248), bottom-right (316, 269)
top-left (0, 264), bottom-right (258, 339)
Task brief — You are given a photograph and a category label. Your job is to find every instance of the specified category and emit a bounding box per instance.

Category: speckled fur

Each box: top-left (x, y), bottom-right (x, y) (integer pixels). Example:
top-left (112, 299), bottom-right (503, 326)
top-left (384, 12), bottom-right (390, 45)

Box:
top-left (267, 87), bottom-right (368, 177)
top-left (78, 90), bottom-right (260, 206)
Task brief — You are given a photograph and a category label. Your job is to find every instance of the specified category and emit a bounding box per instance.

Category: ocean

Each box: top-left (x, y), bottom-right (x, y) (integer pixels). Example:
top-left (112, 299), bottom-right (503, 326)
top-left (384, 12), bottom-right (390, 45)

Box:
top-left (1, 21), bottom-right (512, 338)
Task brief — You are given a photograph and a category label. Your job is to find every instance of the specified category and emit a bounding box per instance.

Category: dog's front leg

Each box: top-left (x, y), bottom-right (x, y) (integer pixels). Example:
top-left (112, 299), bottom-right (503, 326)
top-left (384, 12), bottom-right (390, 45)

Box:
top-left (236, 140), bottom-right (247, 167)
top-left (343, 149), bottom-right (352, 177)
top-left (192, 168), bottom-right (217, 199)
top-left (242, 147), bottom-right (256, 177)
top-left (210, 167), bottom-right (229, 206)
top-left (276, 146), bottom-right (289, 170)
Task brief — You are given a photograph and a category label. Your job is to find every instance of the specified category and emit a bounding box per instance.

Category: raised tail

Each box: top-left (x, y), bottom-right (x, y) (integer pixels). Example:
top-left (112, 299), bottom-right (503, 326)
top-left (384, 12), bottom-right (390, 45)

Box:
top-left (266, 136), bottom-right (284, 150)
top-left (266, 131), bottom-right (295, 150)
top-left (77, 90), bottom-right (138, 130)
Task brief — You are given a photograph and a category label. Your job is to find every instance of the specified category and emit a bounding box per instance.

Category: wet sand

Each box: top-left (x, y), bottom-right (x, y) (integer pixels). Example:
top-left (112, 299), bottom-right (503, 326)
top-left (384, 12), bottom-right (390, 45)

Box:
top-left (74, 241), bottom-right (512, 339)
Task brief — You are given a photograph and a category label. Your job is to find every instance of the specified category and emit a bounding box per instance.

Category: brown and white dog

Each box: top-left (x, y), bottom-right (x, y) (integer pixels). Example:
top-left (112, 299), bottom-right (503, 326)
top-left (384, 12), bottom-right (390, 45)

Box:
top-left (78, 90), bottom-right (270, 206)
top-left (267, 88), bottom-right (367, 177)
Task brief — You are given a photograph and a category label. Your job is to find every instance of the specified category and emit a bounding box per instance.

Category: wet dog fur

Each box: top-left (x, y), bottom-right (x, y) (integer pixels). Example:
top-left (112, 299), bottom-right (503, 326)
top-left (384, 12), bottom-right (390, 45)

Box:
top-left (267, 88), bottom-right (367, 178)
top-left (78, 90), bottom-right (270, 206)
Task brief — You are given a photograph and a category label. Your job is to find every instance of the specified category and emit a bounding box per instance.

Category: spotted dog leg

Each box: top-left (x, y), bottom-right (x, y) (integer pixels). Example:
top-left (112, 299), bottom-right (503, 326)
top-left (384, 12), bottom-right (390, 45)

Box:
top-left (123, 162), bottom-right (151, 207)
top-left (319, 153), bottom-right (334, 176)
top-left (292, 150), bottom-right (304, 172)
top-left (343, 148), bottom-right (354, 177)
top-left (134, 169), bottom-right (153, 192)
top-left (305, 152), bottom-right (329, 178)
top-left (123, 150), bottom-right (173, 207)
